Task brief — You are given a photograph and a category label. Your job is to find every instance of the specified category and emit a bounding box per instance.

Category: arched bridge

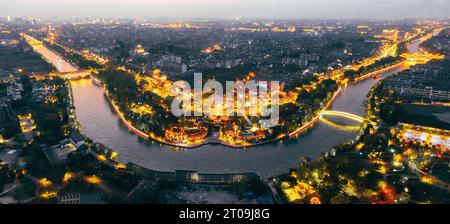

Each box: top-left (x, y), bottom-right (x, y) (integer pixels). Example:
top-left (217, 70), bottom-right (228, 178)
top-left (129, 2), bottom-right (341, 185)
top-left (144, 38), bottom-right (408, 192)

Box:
top-left (320, 110), bottom-right (374, 124)
top-left (289, 110), bottom-right (374, 138)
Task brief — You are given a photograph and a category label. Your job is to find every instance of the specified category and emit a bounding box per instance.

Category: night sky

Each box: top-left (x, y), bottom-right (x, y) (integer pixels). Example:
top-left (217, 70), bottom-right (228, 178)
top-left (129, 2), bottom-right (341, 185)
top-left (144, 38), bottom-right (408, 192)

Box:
top-left (1, 0), bottom-right (449, 19)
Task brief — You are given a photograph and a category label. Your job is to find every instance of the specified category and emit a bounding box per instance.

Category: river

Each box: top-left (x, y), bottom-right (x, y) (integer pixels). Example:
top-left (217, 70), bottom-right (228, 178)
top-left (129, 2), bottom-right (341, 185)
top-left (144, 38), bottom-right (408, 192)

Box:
top-left (29, 35), bottom-right (425, 178)
top-left (23, 35), bottom-right (79, 73)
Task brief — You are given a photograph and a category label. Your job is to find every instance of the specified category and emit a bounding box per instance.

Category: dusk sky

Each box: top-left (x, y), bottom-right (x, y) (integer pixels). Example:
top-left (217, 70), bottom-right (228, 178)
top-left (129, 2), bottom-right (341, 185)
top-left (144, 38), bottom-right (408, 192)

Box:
top-left (1, 0), bottom-right (449, 19)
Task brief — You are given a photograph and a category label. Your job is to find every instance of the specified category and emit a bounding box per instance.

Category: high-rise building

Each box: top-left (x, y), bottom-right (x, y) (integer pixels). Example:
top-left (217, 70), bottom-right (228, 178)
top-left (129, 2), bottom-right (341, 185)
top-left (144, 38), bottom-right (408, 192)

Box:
top-left (0, 97), bottom-right (14, 127)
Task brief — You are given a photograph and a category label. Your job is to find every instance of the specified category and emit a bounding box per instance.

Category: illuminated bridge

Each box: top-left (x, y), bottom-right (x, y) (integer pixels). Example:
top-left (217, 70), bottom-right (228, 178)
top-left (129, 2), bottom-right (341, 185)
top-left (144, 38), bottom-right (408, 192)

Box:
top-left (320, 110), bottom-right (373, 124)
top-left (290, 110), bottom-right (374, 138)
top-left (51, 70), bottom-right (93, 80)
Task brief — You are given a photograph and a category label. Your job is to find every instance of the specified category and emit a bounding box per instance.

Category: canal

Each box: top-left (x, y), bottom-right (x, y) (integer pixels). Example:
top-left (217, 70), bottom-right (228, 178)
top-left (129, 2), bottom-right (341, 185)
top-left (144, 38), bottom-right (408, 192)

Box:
top-left (30, 35), bottom-right (425, 178)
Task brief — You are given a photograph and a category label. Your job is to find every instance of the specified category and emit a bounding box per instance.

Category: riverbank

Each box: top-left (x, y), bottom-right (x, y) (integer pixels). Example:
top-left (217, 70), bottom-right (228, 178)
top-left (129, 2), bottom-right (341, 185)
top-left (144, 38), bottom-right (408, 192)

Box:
top-left (68, 62), bottom-right (405, 176)
top-left (353, 60), bottom-right (406, 83)
top-left (79, 53), bottom-right (407, 149)
top-left (92, 76), bottom-right (336, 149)
top-left (289, 87), bottom-right (343, 138)
top-left (25, 31), bottom-right (427, 150)
top-left (97, 78), bottom-right (209, 149)
top-left (30, 28), bottom-right (441, 177)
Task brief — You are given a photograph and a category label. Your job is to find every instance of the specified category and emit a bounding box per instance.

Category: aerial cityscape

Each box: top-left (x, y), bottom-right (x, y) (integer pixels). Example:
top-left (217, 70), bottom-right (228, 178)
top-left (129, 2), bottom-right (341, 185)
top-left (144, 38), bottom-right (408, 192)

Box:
top-left (0, 0), bottom-right (449, 207)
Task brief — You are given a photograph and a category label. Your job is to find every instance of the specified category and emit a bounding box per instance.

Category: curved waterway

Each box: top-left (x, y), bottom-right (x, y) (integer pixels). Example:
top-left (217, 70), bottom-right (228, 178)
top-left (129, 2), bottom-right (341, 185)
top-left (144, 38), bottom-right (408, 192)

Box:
top-left (71, 66), bottom-right (406, 178)
top-left (30, 34), bottom-right (425, 178)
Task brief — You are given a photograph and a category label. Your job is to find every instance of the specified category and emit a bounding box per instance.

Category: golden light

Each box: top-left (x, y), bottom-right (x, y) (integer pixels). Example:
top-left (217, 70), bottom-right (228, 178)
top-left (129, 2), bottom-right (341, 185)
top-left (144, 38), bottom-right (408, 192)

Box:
top-left (63, 172), bottom-right (74, 183)
top-left (393, 154), bottom-right (403, 163)
top-left (85, 175), bottom-right (101, 185)
top-left (114, 163), bottom-right (127, 170)
top-left (97, 154), bottom-right (107, 161)
top-left (309, 196), bottom-right (322, 204)
top-left (110, 151), bottom-right (118, 160)
top-left (420, 176), bottom-right (433, 185)
top-left (355, 142), bottom-right (365, 151)
top-left (359, 170), bottom-right (370, 177)
top-left (153, 69), bottom-right (161, 76)
top-left (378, 166), bottom-right (387, 174)
top-left (0, 136), bottom-right (9, 144)
top-left (388, 139), bottom-right (395, 146)
top-left (281, 182), bottom-right (302, 202)
top-left (38, 178), bottom-right (53, 188)
top-left (377, 181), bottom-right (388, 189)
top-left (40, 191), bottom-right (57, 199)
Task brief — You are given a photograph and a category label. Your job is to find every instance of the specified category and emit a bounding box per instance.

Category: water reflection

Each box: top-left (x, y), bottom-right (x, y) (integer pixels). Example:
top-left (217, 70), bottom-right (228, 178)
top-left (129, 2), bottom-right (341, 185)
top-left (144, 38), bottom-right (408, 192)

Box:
top-left (70, 38), bottom-right (423, 178)
top-left (71, 77), bottom-right (367, 177)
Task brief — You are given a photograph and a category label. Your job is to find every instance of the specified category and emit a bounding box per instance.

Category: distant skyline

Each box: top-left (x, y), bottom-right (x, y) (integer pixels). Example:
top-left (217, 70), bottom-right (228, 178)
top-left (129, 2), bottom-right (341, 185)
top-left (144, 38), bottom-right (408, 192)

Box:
top-left (1, 0), bottom-right (449, 20)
